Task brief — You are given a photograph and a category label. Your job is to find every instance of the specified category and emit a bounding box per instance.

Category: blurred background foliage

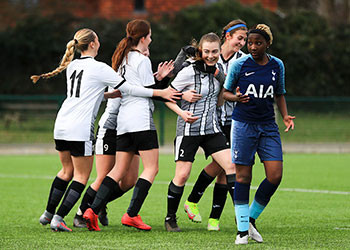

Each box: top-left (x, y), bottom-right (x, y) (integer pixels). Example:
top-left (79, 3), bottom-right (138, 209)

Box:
top-left (1, 0), bottom-right (349, 96)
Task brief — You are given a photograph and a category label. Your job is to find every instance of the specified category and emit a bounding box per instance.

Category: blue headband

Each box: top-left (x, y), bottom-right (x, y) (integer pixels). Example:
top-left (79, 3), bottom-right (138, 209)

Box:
top-left (225, 24), bottom-right (247, 34)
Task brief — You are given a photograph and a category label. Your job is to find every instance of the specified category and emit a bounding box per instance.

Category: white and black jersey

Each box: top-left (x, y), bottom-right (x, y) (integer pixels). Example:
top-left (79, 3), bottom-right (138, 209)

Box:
top-left (54, 56), bottom-right (153, 141)
top-left (171, 63), bottom-right (222, 136)
top-left (217, 50), bottom-right (246, 126)
top-left (97, 87), bottom-right (121, 132)
top-left (116, 51), bottom-right (156, 136)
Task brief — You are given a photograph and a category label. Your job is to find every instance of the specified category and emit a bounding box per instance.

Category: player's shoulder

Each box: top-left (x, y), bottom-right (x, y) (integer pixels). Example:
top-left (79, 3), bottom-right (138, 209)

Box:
top-left (128, 51), bottom-right (150, 66)
top-left (269, 54), bottom-right (285, 69)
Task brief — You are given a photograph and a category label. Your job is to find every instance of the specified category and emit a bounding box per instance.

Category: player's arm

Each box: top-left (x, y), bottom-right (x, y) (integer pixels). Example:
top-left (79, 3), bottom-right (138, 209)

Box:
top-left (275, 94), bottom-right (295, 132)
top-left (165, 102), bottom-right (199, 124)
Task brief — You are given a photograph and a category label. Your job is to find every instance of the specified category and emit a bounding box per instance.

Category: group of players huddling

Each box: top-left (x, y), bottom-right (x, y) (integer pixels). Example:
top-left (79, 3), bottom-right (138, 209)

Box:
top-left (31, 17), bottom-right (294, 245)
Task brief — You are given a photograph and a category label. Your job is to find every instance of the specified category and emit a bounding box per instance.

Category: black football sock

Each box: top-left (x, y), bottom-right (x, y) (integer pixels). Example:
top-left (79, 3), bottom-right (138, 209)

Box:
top-left (226, 173), bottom-right (236, 203)
top-left (46, 176), bottom-right (69, 214)
top-left (166, 181), bottom-right (184, 217)
top-left (91, 176), bottom-right (117, 214)
top-left (187, 169), bottom-right (215, 203)
top-left (56, 180), bottom-right (85, 218)
top-left (79, 186), bottom-right (97, 214)
top-left (107, 182), bottom-right (126, 203)
top-left (127, 178), bottom-right (152, 217)
top-left (209, 183), bottom-right (228, 219)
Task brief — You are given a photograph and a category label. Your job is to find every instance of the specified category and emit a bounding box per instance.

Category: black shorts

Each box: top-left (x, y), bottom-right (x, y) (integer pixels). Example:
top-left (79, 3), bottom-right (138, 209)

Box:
top-left (221, 125), bottom-right (231, 145)
top-left (116, 130), bottom-right (159, 153)
top-left (95, 128), bottom-right (116, 155)
top-left (174, 133), bottom-right (229, 162)
top-left (55, 139), bottom-right (94, 157)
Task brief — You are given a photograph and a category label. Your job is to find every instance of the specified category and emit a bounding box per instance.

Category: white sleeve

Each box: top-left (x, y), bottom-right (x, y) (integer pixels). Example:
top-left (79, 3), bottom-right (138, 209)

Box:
top-left (137, 57), bottom-right (155, 87)
top-left (98, 62), bottom-right (153, 97)
top-left (170, 66), bottom-right (194, 91)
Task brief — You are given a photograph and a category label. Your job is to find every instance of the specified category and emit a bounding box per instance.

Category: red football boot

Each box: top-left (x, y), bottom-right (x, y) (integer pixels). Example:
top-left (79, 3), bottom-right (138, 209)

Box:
top-left (121, 213), bottom-right (151, 231)
top-left (83, 208), bottom-right (101, 231)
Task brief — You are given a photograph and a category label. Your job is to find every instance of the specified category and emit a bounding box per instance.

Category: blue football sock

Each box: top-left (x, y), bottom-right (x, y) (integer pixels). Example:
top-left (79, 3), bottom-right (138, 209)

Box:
top-left (249, 199), bottom-right (265, 220)
top-left (234, 182), bottom-right (250, 232)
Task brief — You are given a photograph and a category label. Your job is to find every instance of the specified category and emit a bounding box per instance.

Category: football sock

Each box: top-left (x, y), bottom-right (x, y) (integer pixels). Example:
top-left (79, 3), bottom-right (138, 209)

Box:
top-left (79, 186), bottom-right (97, 214)
top-left (127, 178), bottom-right (152, 217)
top-left (187, 169), bottom-right (215, 203)
top-left (250, 178), bottom-right (279, 219)
top-left (209, 183), bottom-right (228, 219)
top-left (46, 176), bottom-right (69, 214)
top-left (234, 181), bottom-right (250, 232)
top-left (56, 180), bottom-right (85, 218)
top-left (107, 182), bottom-right (126, 203)
top-left (167, 181), bottom-right (184, 217)
top-left (226, 173), bottom-right (236, 202)
top-left (91, 176), bottom-right (117, 214)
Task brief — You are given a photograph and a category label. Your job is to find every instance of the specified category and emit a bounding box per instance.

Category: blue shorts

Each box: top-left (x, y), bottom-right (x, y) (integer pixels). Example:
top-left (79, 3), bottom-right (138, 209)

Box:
top-left (230, 120), bottom-right (283, 166)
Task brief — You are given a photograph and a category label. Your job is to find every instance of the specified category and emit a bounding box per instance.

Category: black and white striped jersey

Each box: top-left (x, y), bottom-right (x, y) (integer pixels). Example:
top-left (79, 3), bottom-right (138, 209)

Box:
top-left (54, 56), bottom-right (153, 141)
top-left (217, 50), bottom-right (246, 126)
top-left (116, 51), bottom-right (156, 135)
top-left (171, 62), bottom-right (222, 136)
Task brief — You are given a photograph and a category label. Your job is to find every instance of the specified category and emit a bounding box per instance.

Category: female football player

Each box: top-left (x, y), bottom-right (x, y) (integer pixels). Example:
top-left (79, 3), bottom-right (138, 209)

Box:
top-left (163, 32), bottom-right (236, 233)
top-left (183, 19), bottom-right (249, 231)
top-left (83, 19), bottom-right (179, 231)
top-left (32, 28), bottom-right (180, 232)
top-left (223, 24), bottom-right (295, 244)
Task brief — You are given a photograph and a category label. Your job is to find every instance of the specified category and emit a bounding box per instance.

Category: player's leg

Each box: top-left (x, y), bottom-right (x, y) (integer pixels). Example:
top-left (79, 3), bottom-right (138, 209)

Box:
top-left (121, 131), bottom-right (160, 231)
top-left (165, 135), bottom-right (198, 231)
top-left (249, 123), bottom-right (283, 242)
top-left (50, 141), bottom-right (93, 232)
top-left (165, 160), bottom-right (192, 231)
top-left (208, 169), bottom-right (228, 231)
top-left (227, 120), bottom-right (257, 244)
top-left (184, 160), bottom-right (221, 224)
top-left (121, 148), bottom-right (158, 231)
top-left (207, 125), bottom-right (232, 230)
top-left (74, 154), bottom-right (115, 227)
top-left (40, 148), bottom-right (73, 226)
top-left (84, 151), bottom-right (134, 231)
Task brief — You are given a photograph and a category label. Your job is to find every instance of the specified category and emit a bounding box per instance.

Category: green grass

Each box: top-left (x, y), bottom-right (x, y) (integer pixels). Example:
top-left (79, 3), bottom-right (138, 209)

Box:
top-left (0, 153), bottom-right (350, 249)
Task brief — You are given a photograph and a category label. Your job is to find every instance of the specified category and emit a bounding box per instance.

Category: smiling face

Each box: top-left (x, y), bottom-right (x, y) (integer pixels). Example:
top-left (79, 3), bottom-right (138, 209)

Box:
top-left (247, 33), bottom-right (268, 61)
top-left (226, 29), bottom-right (247, 53)
top-left (201, 41), bottom-right (221, 66)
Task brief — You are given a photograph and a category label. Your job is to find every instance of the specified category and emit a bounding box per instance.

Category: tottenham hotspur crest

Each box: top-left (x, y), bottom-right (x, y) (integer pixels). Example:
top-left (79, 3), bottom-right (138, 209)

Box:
top-left (272, 70), bottom-right (276, 81)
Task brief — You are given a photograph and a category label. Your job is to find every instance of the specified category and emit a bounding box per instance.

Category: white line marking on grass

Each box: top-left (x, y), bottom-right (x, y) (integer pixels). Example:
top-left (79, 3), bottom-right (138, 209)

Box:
top-left (334, 227), bottom-right (350, 230)
top-left (0, 174), bottom-right (349, 195)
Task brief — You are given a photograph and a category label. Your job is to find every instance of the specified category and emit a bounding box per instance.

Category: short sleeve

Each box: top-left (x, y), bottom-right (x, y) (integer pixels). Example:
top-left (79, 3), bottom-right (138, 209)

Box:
top-left (170, 66), bottom-right (195, 92)
top-left (224, 60), bottom-right (241, 92)
top-left (274, 57), bottom-right (286, 95)
top-left (138, 57), bottom-right (155, 87)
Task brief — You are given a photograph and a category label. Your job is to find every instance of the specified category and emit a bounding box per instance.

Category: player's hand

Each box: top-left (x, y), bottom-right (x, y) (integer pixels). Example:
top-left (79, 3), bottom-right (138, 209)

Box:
top-left (283, 115), bottom-right (295, 132)
top-left (160, 87), bottom-right (182, 103)
top-left (155, 60), bottom-right (174, 80)
top-left (236, 87), bottom-right (249, 103)
top-left (104, 89), bottom-right (122, 99)
top-left (182, 89), bottom-right (202, 103)
top-left (180, 110), bottom-right (199, 123)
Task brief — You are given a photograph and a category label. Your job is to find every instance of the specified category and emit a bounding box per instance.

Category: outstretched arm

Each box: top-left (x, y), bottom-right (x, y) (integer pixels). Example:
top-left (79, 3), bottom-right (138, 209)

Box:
top-left (275, 94), bottom-right (295, 132)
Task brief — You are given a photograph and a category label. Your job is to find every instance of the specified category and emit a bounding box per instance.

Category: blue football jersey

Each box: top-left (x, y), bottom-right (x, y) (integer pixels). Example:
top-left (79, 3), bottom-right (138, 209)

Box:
top-left (224, 54), bottom-right (286, 124)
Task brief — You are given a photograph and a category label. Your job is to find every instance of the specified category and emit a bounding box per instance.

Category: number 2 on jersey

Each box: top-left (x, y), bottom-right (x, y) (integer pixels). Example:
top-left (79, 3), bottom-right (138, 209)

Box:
top-left (70, 70), bottom-right (84, 97)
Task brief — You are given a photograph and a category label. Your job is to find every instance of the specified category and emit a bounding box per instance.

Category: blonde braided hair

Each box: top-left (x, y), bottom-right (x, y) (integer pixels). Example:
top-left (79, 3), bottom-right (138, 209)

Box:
top-left (255, 24), bottom-right (273, 46)
top-left (30, 28), bottom-right (96, 84)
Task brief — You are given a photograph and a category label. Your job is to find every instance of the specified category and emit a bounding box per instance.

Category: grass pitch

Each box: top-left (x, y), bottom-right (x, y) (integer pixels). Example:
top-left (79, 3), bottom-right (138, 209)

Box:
top-left (0, 153), bottom-right (349, 249)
